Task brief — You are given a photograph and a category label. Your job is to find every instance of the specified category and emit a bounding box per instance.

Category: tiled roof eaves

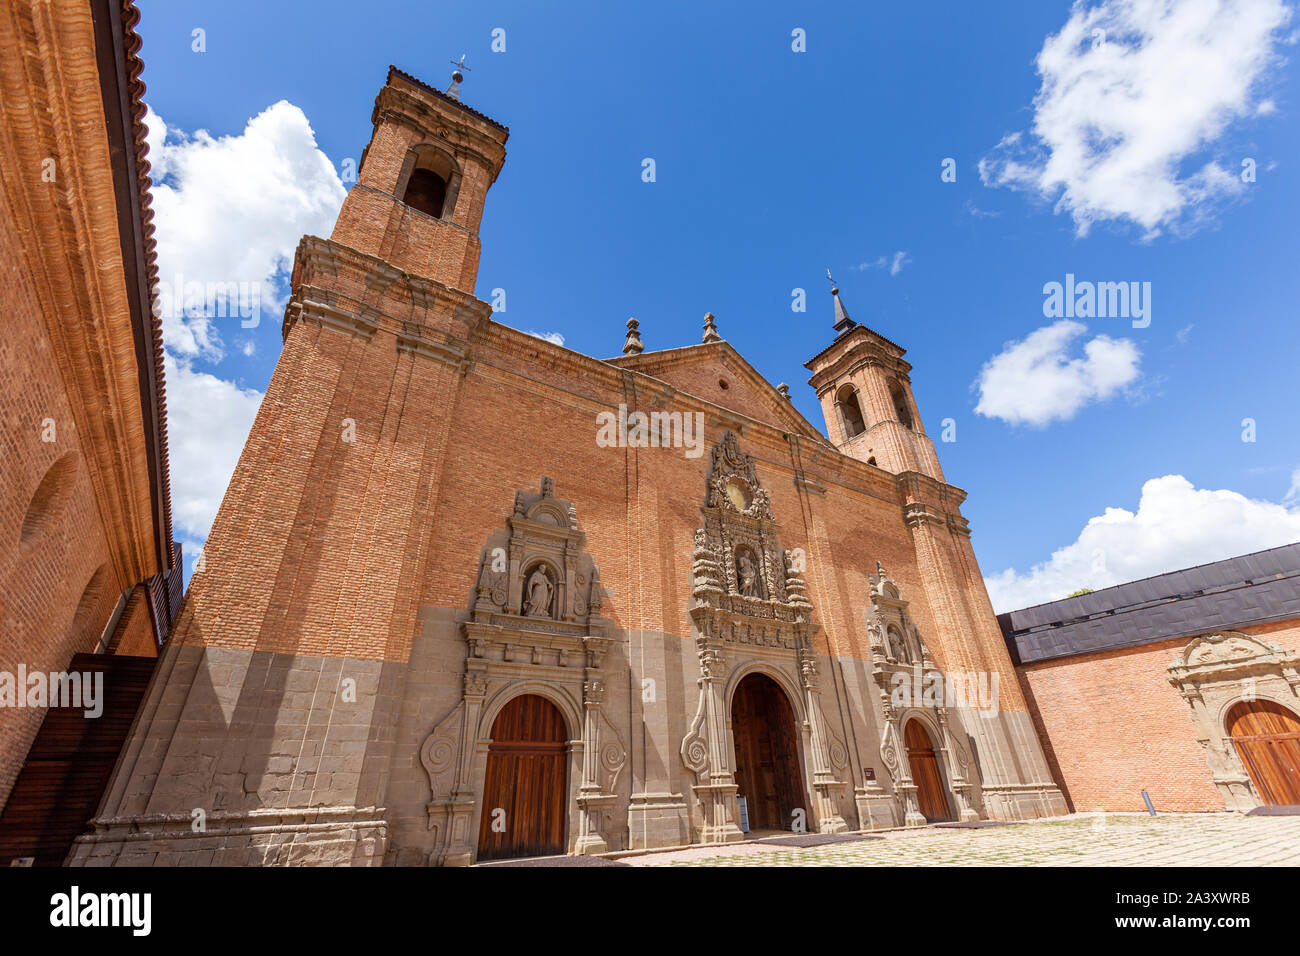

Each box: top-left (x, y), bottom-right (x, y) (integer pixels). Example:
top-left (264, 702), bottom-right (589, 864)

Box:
top-left (387, 65), bottom-right (510, 133)
top-left (101, 0), bottom-right (174, 570)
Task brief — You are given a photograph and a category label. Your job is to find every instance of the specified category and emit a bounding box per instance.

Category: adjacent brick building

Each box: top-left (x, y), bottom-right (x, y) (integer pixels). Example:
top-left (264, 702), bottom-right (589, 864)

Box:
top-left (0, 0), bottom-right (182, 829)
top-left (1002, 543), bottom-right (1300, 814)
top-left (70, 65), bottom-right (1067, 867)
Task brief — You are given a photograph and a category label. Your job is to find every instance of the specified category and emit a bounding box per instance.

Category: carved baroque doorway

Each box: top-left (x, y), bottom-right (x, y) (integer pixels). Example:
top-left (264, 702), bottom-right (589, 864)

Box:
top-left (731, 673), bottom-right (807, 831)
top-left (477, 694), bottom-right (568, 861)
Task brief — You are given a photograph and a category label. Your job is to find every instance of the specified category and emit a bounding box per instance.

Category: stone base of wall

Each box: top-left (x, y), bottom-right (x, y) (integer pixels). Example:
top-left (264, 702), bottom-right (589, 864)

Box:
top-left (68, 806), bottom-right (387, 867)
top-left (982, 784), bottom-right (1069, 821)
top-left (855, 785), bottom-right (900, 829)
top-left (626, 793), bottom-right (691, 850)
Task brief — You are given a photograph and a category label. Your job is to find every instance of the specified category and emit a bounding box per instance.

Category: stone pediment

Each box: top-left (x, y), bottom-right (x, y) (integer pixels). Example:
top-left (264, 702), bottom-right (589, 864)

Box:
top-left (605, 341), bottom-right (827, 442)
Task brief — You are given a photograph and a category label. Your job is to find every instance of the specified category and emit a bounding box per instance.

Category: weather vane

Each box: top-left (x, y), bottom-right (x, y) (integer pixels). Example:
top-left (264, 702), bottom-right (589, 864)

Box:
top-left (827, 268), bottom-right (838, 292)
top-left (445, 54), bottom-right (471, 100)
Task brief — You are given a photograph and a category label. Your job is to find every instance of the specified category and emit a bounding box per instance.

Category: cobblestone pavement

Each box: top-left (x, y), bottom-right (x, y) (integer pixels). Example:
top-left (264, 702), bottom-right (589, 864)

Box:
top-left (621, 814), bottom-right (1300, 866)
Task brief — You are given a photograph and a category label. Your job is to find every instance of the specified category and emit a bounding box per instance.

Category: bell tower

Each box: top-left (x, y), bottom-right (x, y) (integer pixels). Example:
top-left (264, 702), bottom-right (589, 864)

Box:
top-left (328, 63), bottom-right (509, 292)
top-left (804, 276), bottom-right (944, 481)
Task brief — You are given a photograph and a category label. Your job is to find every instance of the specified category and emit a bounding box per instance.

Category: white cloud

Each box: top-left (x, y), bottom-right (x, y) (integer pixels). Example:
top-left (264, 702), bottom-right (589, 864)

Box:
top-left (979, 0), bottom-right (1292, 237)
top-left (973, 319), bottom-right (1141, 426)
top-left (145, 101), bottom-right (346, 359)
top-left (525, 330), bottom-right (566, 346)
top-left (164, 353), bottom-right (264, 544)
top-left (853, 251), bottom-right (911, 276)
top-left (986, 474), bottom-right (1300, 611)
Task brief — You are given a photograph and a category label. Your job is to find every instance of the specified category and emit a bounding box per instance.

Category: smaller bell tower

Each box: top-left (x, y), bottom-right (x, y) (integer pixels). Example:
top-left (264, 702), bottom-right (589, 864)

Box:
top-left (804, 276), bottom-right (944, 480)
top-left (327, 62), bottom-right (509, 293)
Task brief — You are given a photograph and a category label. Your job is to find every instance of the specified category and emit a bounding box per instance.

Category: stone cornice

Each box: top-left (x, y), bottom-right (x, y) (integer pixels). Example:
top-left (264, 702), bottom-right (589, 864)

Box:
top-left (805, 326), bottom-right (913, 387)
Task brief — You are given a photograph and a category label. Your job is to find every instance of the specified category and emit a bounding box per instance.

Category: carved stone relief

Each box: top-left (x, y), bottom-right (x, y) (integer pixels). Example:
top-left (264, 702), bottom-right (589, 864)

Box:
top-left (680, 431), bottom-right (849, 841)
top-left (420, 478), bottom-right (625, 865)
top-left (1167, 630), bottom-right (1300, 811)
top-left (865, 563), bottom-right (980, 826)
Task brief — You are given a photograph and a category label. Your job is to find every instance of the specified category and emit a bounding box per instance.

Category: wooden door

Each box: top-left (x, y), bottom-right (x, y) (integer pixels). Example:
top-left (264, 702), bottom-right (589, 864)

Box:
top-left (477, 695), bottom-right (568, 861)
top-left (731, 674), bottom-right (806, 831)
top-left (1227, 700), bottom-right (1300, 806)
top-left (904, 720), bottom-right (952, 823)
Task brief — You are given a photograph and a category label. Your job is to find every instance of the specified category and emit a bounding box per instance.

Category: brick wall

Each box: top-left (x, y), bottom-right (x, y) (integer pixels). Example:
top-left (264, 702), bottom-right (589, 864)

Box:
top-left (1017, 620), bottom-right (1300, 812)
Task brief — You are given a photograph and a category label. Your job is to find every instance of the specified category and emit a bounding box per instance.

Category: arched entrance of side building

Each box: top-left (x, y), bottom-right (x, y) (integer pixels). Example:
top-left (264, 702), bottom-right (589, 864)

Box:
top-left (477, 694), bottom-right (568, 860)
top-left (1226, 699), bottom-right (1300, 806)
top-left (904, 719), bottom-right (953, 823)
top-left (731, 673), bottom-right (807, 832)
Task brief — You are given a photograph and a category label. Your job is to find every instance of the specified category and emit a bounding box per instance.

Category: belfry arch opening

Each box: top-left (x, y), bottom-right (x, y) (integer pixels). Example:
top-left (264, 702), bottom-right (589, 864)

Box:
top-left (835, 384), bottom-right (866, 440)
top-left (730, 673), bottom-right (807, 832)
top-left (888, 379), bottom-right (914, 430)
top-left (400, 147), bottom-right (457, 219)
top-left (477, 694), bottom-right (568, 861)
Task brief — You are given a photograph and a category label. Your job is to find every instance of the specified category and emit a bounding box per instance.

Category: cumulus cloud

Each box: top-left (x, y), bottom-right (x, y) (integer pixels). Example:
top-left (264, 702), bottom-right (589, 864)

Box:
top-left (853, 251), bottom-right (911, 276)
top-left (526, 330), bottom-right (566, 346)
top-left (164, 353), bottom-right (264, 545)
top-left (145, 102), bottom-right (346, 359)
top-left (979, 0), bottom-right (1292, 237)
top-left (973, 320), bottom-right (1141, 426)
top-left (986, 474), bottom-right (1300, 611)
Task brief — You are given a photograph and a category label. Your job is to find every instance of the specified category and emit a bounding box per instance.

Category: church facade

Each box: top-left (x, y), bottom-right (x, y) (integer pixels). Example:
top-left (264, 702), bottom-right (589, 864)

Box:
top-left (71, 67), bottom-right (1065, 866)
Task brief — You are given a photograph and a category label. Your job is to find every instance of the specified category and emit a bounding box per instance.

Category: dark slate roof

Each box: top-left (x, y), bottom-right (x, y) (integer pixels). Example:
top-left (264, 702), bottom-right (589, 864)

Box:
top-left (999, 542), bottom-right (1300, 665)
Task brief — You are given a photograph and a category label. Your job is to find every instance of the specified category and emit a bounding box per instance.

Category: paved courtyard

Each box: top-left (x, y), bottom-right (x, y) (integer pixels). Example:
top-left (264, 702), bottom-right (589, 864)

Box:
top-left (620, 813), bottom-right (1300, 866)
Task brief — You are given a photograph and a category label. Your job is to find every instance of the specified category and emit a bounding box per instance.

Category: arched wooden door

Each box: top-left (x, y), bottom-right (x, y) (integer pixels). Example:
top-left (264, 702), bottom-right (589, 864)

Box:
top-left (477, 694), bottom-right (568, 861)
top-left (1226, 700), bottom-right (1300, 806)
top-left (904, 720), bottom-right (952, 823)
top-left (731, 673), bottom-right (806, 832)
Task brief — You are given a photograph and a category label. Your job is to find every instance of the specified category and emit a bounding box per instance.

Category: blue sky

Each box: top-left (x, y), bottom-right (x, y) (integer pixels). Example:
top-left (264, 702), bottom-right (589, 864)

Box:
top-left (137, 0), bottom-right (1300, 609)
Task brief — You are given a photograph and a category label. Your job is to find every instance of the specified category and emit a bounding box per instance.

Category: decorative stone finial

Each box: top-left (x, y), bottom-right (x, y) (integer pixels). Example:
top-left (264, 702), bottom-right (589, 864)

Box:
top-left (445, 54), bottom-right (470, 100)
top-left (702, 312), bottom-right (721, 344)
top-left (777, 383), bottom-right (791, 400)
top-left (623, 317), bottom-right (644, 355)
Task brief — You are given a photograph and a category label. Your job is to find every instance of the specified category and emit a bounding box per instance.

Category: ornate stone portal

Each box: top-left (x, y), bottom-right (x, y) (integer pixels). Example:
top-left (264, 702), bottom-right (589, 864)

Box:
top-left (864, 563), bottom-right (980, 826)
top-left (680, 431), bottom-right (849, 840)
top-left (419, 479), bottom-right (625, 865)
top-left (1168, 631), bottom-right (1300, 811)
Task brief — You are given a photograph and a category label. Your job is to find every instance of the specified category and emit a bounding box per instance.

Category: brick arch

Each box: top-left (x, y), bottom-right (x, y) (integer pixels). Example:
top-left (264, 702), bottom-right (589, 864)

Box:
top-left (20, 451), bottom-right (78, 546)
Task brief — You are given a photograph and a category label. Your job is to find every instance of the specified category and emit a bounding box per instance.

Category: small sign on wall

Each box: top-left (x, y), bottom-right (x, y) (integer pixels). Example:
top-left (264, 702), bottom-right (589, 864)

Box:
top-left (864, 767), bottom-right (876, 782)
top-left (737, 796), bottom-right (751, 833)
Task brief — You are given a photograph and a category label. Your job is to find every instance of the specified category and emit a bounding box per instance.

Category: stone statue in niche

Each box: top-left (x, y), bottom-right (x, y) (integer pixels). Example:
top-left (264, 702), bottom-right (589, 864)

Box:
top-left (887, 626), bottom-right (908, 663)
top-left (524, 567), bottom-right (554, 617)
top-left (737, 549), bottom-right (761, 599)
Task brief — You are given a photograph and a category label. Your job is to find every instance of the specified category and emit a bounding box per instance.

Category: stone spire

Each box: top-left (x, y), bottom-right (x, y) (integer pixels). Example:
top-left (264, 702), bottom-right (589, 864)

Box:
top-left (827, 269), bottom-right (856, 335)
top-left (701, 312), bottom-right (721, 344)
top-left (623, 317), bottom-right (644, 355)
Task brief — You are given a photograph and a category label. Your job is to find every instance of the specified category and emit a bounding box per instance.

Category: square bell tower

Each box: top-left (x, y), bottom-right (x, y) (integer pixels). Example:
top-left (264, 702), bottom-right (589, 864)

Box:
top-left (328, 64), bottom-right (509, 293)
